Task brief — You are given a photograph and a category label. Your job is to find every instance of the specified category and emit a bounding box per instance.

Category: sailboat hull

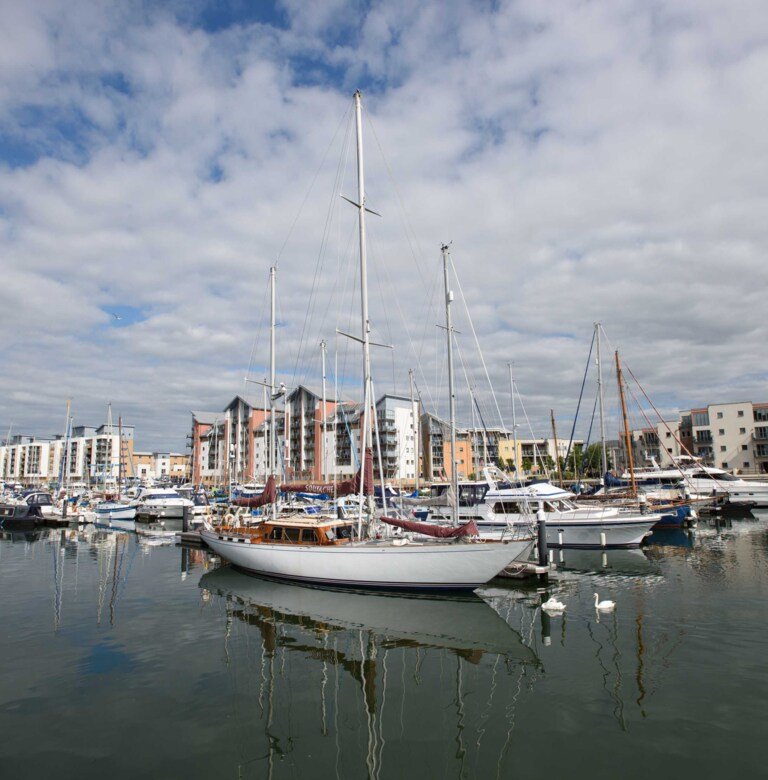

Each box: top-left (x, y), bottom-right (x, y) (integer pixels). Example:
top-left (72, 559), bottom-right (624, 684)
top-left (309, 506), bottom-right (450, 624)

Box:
top-left (199, 529), bottom-right (533, 591)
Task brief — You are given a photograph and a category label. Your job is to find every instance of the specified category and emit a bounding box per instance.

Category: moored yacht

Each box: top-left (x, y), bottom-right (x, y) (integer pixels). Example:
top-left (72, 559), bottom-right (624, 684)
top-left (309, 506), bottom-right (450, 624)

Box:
top-left (134, 488), bottom-right (194, 521)
top-left (416, 468), bottom-right (658, 548)
top-left (200, 514), bottom-right (530, 590)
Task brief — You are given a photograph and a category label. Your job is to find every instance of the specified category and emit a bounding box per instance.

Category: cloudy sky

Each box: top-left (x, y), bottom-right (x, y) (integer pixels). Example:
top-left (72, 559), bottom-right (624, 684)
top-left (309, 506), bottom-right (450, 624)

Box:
top-left (1, 0), bottom-right (766, 451)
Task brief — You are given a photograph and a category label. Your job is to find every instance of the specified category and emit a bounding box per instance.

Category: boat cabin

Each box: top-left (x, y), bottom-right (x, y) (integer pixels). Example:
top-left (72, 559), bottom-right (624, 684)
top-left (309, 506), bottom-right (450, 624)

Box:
top-left (218, 517), bottom-right (359, 546)
top-left (429, 482), bottom-right (489, 506)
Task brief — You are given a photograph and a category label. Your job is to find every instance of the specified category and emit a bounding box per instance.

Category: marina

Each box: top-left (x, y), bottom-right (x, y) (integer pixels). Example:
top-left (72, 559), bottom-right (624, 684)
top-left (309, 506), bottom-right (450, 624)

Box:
top-left (1, 509), bottom-right (766, 778)
top-left (1, 2), bottom-right (767, 777)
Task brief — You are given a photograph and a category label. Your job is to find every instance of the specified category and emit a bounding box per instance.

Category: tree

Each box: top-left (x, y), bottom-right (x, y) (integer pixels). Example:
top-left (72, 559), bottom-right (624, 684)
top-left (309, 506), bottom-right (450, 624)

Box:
top-left (582, 443), bottom-right (612, 476)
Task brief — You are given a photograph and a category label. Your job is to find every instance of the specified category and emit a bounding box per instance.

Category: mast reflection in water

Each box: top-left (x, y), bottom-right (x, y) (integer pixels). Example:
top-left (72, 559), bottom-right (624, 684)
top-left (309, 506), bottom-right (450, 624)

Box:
top-left (198, 567), bottom-right (542, 779)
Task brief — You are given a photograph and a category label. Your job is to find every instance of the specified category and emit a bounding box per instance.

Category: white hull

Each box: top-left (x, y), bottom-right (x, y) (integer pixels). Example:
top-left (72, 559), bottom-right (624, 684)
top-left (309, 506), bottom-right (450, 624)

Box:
top-left (200, 529), bottom-right (530, 590)
top-left (721, 486), bottom-right (768, 508)
top-left (94, 504), bottom-right (136, 521)
top-left (541, 515), bottom-right (658, 548)
top-left (136, 502), bottom-right (187, 520)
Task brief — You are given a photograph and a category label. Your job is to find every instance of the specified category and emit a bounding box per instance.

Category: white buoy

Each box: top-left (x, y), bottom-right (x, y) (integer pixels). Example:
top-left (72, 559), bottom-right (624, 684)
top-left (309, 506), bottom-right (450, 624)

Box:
top-left (600, 531), bottom-right (607, 547)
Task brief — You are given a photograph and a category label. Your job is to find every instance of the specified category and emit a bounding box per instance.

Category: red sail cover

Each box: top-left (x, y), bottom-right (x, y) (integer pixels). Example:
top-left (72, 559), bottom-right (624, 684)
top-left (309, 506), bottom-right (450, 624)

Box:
top-left (232, 475), bottom-right (277, 508)
top-left (281, 448), bottom-right (374, 497)
top-left (381, 516), bottom-right (480, 538)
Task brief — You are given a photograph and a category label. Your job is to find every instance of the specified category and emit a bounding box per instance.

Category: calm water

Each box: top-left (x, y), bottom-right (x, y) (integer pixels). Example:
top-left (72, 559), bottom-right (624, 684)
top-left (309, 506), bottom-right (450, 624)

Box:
top-left (1, 514), bottom-right (767, 779)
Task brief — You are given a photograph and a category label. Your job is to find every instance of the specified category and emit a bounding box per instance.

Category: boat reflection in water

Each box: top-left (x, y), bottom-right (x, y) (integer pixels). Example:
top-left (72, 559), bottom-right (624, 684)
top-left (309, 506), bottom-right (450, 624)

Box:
top-left (199, 566), bottom-right (541, 779)
top-left (644, 527), bottom-right (695, 549)
top-left (554, 547), bottom-right (660, 576)
top-left (200, 566), bottom-right (538, 663)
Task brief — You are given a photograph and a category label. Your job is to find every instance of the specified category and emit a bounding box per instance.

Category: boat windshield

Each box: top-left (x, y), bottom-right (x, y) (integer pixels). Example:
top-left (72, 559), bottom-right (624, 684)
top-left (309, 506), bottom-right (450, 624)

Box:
top-left (692, 470), bottom-right (738, 482)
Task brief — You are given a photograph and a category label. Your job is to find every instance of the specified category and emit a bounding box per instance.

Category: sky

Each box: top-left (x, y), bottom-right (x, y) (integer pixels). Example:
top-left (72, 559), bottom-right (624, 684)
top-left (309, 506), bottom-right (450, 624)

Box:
top-left (1, 0), bottom-right (766, 451)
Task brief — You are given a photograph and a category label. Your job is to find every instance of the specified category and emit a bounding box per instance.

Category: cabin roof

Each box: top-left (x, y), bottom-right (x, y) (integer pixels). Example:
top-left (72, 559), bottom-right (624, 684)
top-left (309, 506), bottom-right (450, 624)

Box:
top-left (265, 516), bottom-right (353, 529)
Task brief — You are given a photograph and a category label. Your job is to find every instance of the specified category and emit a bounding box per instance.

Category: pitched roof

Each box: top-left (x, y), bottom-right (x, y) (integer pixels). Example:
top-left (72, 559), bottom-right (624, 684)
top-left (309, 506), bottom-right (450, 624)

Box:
top-left (191, 411), bottom-right (222, 425)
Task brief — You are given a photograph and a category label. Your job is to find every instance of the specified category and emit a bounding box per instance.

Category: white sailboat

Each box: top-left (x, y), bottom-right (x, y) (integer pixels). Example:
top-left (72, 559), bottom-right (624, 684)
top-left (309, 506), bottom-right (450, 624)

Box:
top-left (201, 91), bottom-right (531, 590)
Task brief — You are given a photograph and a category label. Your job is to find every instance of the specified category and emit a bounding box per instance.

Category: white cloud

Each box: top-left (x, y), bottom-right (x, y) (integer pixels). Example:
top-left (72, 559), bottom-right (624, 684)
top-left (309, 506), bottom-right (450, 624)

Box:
top-left (0, 0), bottom-right (766, 450)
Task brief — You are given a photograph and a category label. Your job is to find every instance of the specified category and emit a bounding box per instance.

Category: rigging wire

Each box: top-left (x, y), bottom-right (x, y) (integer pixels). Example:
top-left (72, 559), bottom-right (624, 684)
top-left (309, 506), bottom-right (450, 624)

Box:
top-left (290, 109), bottom-right (355, 388)
top-left (564, 328), bottom-right (596, 466)
top-left (449, 252), bottom-right (507, 430)
top-left (275, 103), bottom-right (353, 268)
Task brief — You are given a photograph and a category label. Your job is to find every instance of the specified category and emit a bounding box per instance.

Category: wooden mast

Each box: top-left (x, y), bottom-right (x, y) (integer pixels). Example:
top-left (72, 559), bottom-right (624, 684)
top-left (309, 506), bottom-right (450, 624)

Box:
top-left (615, 350), bottom-right (637, 496)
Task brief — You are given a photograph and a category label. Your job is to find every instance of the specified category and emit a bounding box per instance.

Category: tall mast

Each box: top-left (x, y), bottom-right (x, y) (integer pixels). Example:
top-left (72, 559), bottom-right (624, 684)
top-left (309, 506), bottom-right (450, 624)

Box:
top-left (320, 339), bottom-right (328, 483)
top-left (551, 409), bottom-right (563, 488)
top-left (508, 362), bottom-right (518, 478)
top-left (353, 89), bottom-right (372, 531)
top-left (262, 381), bottom-right (268, 483)
top-left (117, 416), bottom-right (123, 501)
top-left (409, 368), bottom-right (419, 492)
top-left (595, 322), bottom-right (608, 476)
top-left (442, 244), bottom-right (459, 526)
top-left (615, 350), bottom-right (637, 495)
top-left (58, 400), bottom-right (71, 496)
top-left (269, 265), bottom-right (277, 521)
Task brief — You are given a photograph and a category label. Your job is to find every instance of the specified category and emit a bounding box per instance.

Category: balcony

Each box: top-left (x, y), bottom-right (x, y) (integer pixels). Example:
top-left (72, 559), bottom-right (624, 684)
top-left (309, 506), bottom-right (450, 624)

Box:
top-left (695, 431), bottom-right (713, 444)
top-left (756, 445), bottom-right (768, 458)
top-left (753, 428), bottom-right (768, 441)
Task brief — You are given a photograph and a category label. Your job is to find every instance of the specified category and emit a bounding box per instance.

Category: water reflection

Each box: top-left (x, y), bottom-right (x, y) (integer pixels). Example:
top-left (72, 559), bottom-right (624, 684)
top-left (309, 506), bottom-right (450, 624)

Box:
top-left (199, 567), bottom-right (542, 779)
top-left (556, 547), bottom-right (659, 575)
top-left (200, 567), bottom-right (540, 663)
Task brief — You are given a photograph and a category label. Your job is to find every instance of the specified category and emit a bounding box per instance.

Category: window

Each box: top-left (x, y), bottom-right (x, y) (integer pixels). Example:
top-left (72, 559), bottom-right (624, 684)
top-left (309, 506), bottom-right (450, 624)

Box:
top-left (744, 462), bottom-right (750, 468)
top-left (720, 445), bottom-right (727, 452)
top-left (693, 412), bottom-right (710, 426)
top-left (738, 410), bottom-right (745, 417)
top-left (742, 445), bottom-right (748, 451)
top-left (300, 529), bottom-right (319, 544)
top-left (716, 412), bottom-right (723, 419)
top-left (665, 431), bottom-right (671, 438)
top-left (721, 462), bottom-right (728, 469)
top-left (283, 527), bottom-right (301, 543)
top-left (667, 448), bottom-right (673, 453)
top-left (718, 429), bottom-right (725, 435)
top-left (740, 428), bottom-right (746, 434)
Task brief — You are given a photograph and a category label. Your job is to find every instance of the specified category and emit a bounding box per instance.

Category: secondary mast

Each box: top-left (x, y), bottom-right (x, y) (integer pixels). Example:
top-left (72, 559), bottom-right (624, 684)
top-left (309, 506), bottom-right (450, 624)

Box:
top-left (595, 322), bottom-right (608, 477)
top-left (442, 244), bottom-right (459, 526)
top-left (321, 339), bottom-right (328, 483)
top-left (508, 362), bottom-right (518, 478)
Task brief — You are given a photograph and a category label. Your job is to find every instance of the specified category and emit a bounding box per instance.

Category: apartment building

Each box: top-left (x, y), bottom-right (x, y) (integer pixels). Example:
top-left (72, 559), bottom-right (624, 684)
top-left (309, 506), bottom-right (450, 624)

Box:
top-left (133, 451), bottom-right (190, 482)
top-left (0, 423), bottom-right (135, 486)
top-left (630, 400), bottom-right (768, 474)
top-left (192, 390), bottom-right (420, 487)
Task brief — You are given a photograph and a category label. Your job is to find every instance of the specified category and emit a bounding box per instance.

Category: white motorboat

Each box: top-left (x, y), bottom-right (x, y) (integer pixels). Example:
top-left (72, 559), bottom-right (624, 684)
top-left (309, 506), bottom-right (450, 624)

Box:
top-left (416, 468), bottom-right (658, 548)
top-left (134, 488), bottom-right (194, 521)
top-left (94, 501), bottom-right (136, 522)
top-left (679, 467), bottom-right (768, 507)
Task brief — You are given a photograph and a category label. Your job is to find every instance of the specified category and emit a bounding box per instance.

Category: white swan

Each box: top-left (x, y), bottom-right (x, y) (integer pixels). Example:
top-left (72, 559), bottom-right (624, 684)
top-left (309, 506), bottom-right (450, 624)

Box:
top-left (542, 596), bottom-right (566, 612)
top-left (594, 593), bottom-right (615, 611)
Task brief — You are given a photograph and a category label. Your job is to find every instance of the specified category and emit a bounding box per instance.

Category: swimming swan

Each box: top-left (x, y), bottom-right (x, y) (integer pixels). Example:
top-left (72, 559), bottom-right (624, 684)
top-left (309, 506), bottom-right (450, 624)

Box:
top-left (542, 596), bottom-right (566, 611)
top-left (594, 593), bottom-right (615, 611)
